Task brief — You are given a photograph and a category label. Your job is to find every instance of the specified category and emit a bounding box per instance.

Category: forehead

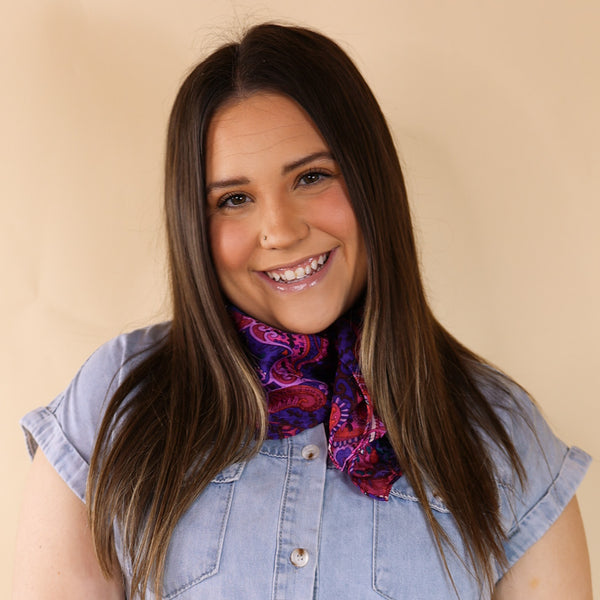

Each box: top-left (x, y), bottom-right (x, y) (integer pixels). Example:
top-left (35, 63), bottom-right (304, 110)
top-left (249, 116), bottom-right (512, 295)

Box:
top-left (205, 93), bottom-right (329, 174)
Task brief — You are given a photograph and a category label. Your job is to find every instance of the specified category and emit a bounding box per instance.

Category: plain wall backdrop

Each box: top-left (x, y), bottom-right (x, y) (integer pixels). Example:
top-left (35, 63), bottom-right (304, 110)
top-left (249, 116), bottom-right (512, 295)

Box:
top-left (2, 0), bottom-right (598, 595)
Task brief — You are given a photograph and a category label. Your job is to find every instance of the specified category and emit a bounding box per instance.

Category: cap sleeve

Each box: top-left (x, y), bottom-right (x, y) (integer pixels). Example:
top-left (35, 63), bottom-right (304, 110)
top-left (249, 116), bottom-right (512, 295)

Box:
top-left (20, 323), bottom-right (168, 502)
top-left (491, 380), bottom-right (591, 578)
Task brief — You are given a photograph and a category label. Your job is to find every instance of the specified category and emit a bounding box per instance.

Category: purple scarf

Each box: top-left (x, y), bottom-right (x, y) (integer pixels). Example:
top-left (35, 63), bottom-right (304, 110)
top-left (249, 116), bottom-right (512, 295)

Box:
top-left (228, 306), bottom-right (402, 500)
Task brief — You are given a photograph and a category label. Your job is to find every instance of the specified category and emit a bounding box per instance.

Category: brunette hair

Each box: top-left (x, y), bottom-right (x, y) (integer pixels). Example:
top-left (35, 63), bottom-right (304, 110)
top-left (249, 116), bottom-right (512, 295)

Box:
top-left (88, 23), bottom-right (524, 597)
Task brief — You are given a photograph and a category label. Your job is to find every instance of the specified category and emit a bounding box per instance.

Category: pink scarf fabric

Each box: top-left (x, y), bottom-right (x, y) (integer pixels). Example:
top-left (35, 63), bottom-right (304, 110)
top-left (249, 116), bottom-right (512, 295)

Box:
top-left (229, 305), bottom-right (402, 500)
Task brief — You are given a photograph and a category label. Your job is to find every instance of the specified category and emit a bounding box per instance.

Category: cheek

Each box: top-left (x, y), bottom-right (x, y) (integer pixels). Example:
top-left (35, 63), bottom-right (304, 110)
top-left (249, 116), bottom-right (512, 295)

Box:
top-left (314, 191), bottom-right (362, 248)
top-left (322, 192), bottom-right (367, 285)
top-left (209, 220), bottom-right (253, 277)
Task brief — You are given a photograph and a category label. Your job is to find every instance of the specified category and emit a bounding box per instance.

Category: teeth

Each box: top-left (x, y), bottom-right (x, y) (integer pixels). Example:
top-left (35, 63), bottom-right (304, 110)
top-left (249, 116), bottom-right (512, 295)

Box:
top-left (266, 252), bottom-right (329, 283)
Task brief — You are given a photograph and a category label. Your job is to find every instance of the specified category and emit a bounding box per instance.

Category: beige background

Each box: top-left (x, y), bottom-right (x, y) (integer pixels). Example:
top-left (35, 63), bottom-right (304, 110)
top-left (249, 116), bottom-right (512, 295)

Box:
top-left (2, 0), bottom-right (598, 594)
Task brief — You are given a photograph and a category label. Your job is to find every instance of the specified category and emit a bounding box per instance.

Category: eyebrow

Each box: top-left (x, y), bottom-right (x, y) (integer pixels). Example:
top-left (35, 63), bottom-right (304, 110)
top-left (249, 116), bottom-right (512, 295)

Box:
top-left (205, 177), bottom-right (250, 194)
top-left (281, 151), bottom-right (335, 174)
top-left (205, 151), bottom-right (335, 194)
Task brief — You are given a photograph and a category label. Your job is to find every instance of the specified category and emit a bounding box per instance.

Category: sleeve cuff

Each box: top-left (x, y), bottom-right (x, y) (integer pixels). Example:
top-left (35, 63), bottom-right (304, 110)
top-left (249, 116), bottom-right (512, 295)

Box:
top-left (20, 404), bottom-right (90, 503)
top-left (502, 445), bottom-right (591, 569)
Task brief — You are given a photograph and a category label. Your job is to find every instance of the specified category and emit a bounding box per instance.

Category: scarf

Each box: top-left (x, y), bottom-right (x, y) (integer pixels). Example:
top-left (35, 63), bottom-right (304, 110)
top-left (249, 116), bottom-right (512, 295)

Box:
top-left (228, 305), bottom-right (402, 500)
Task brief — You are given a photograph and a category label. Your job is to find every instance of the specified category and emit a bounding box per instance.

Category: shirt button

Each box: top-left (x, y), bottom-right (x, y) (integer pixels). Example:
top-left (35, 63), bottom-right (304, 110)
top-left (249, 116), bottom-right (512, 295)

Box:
top-left (301, 444), bottom-right (320, 460)
top-left (290, 547), bottom-right (309, 568)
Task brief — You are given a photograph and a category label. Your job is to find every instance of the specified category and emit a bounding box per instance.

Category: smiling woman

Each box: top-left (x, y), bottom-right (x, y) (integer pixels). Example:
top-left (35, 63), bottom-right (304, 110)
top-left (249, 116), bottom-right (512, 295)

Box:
top-left (13, 22), bottom-right (592, 600)
top-left (206, 93), bottom-right (367, 333)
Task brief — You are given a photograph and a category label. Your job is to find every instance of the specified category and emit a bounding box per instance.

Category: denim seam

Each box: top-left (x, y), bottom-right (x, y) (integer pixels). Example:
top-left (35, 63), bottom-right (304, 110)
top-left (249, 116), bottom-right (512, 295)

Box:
top-left (260, 448), bottom-right (288, 458)
top-left (164, 480), bottom-right (236, 598)
top-left (312, 455), bottom-right (326, 600)
top-left (497, 480), bottom-right (517, 495)
top-left (505, 451), bottom-right (568, 540)
top-left (372, 500), bottom-right (394, 600)
top-left (211, 462), bottom-right (245, 483)
top-left (271, 438), bottom-right (292, 600)
top-left (388, 489), bottom-right (450, 514)
top-left (20, 407), bottom-right (89, 502)
top-left (500, 446), bottom-right (591, 574)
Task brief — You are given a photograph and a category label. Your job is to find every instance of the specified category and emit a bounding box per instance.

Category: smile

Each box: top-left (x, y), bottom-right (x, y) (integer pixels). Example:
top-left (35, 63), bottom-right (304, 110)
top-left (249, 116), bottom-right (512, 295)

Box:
top-left (265, 252), bottom-right (331, 283)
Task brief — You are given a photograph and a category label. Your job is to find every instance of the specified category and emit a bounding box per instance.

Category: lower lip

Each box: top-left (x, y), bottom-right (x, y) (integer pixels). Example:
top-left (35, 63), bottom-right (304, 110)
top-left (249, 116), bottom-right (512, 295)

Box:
top-left (257, 249), bottom-right (336, 294)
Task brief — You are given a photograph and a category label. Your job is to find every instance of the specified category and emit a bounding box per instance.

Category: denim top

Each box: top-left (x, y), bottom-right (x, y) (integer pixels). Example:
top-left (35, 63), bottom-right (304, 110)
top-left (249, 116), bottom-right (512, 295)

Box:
top-left (21, 324), bottom-right (591, 599)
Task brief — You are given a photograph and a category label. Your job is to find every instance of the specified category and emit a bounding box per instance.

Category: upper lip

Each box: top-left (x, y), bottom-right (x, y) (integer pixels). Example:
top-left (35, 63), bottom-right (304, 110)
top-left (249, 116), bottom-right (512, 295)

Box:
top-left (258, 250), bottom-right (333, 273)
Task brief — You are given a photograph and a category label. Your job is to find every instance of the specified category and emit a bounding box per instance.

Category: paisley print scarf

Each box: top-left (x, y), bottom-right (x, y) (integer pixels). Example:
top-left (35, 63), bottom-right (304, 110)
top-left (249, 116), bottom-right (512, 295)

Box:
top-left (228, 305), bottom-right (402, 500)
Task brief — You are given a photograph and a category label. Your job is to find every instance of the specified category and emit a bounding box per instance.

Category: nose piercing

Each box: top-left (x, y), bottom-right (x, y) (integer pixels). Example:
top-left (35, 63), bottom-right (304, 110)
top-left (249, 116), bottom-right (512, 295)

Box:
top-left (263, 235), bottom-right (267, 241)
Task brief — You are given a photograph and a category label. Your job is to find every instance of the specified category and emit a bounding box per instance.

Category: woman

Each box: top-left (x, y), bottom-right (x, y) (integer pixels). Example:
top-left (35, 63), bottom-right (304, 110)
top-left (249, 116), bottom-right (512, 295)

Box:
top-left (14, 23), bottom-right (592, 599)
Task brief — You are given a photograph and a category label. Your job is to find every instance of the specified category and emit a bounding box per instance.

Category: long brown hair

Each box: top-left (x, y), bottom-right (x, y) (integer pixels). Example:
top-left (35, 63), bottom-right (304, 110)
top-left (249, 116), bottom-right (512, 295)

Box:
top-left (88, 23), bottom-right (525, 598)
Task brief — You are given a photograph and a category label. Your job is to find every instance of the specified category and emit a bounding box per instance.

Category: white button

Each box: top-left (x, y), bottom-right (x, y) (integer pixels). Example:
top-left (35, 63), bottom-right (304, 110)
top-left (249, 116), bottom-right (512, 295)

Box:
top-left (301, 444), bottom-right (320, 460)
top-left (290, 547), bottom-right (309, 568)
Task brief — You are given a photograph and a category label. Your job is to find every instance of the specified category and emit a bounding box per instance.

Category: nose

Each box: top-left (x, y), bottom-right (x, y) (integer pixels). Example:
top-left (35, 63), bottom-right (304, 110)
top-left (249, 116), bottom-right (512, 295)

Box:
top-left (259, 196), bottom-right (309, 249)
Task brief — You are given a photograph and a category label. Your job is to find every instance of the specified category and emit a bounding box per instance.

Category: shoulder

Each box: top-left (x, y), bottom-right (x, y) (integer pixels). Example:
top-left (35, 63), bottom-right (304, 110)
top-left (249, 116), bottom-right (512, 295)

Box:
top-left (471, 365), bottom-right (591, 578)
top-left (54, 322), bottom-right (170, 425)
top-left (473, 367), bottom-right (587, 490)
top-left (20, 322), bottom-right (170, 500)
top-left (76, 322), bottom-right (170, 390)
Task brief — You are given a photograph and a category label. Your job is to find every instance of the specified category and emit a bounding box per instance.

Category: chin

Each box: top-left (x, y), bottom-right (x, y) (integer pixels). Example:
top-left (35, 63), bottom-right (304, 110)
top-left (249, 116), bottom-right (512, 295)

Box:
top-left (268, 308), bottom-right (343, 335)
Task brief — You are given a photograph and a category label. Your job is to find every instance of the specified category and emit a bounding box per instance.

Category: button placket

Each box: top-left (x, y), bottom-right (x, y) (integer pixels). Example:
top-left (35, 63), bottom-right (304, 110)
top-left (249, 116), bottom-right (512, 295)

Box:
top-left (272, 426), bottom-right (327, 599)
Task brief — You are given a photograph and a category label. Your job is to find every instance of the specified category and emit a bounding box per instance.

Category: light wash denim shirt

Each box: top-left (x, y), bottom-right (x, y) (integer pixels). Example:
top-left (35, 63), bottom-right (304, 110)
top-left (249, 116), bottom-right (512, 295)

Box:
top-left (21, 324), bottom-right (591, 599)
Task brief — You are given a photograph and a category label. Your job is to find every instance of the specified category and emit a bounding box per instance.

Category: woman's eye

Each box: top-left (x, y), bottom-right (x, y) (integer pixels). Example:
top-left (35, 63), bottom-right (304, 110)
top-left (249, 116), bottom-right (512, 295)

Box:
top-left (298, 170), bottom-right (329, 186)
top-left (218, 193), bottom-right (250, 208)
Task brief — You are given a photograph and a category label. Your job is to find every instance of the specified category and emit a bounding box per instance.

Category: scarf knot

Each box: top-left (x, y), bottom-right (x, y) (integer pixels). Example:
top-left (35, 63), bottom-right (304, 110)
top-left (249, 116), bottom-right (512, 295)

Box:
top-left (229, 306), bottom-right (402, 500)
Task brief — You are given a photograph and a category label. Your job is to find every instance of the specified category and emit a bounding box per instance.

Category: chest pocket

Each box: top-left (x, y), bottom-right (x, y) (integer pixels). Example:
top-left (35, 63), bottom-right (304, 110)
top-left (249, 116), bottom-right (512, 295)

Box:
top-left (372, 477), bottom-right (489, 600)
top-left (158, 461), bottom-right (245, 599)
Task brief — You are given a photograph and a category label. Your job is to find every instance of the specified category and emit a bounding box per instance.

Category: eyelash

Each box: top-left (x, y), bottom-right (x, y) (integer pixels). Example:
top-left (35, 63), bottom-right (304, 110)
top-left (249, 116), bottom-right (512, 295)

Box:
top-left (296, 168), bottom-right (331, 186)
top-left (215, 168), bottom-right (332, 209)
top-left (217, 193), bottom-right (249, 209)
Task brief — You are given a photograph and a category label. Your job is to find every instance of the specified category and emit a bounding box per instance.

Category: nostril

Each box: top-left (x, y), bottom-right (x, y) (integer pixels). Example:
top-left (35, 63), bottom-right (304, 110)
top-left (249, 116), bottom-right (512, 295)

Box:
top-left (259, 220), bottom-right (310, 249)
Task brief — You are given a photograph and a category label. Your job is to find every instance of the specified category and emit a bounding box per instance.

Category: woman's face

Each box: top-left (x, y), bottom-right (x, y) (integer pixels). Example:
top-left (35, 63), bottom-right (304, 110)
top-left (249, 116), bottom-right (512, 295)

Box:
top-left (206, 93), bottom-right (367, 333)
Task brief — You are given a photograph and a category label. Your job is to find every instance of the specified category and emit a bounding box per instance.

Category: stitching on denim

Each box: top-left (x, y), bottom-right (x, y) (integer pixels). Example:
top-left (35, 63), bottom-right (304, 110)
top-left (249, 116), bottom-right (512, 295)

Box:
top-left (259, 447), bottom-right (288, 458)
top-left (388, 489), bottom-right (450, 514)
top-left (271, 438), bottom-right (292, 600)
top-left (211, 462), bottom-right (245, 483)
top-left (312, 562), bottom-right (319, 599)
top-left (312, 456), bottom-right (326, 600)
top-left (164, 480), bottom-right (236, 598)
top-left (496, 479), bottom-right (519, 542)
top-left (372, 499), bottom-right (378, 594)
top-left (372, 500), bottom-right (395, 600)
top-left (497, 480), bottom-right (517, 494)
top-left (504, 448), bottom-right (574, 541)
top-left (48, 393), bottom-right (64, 415)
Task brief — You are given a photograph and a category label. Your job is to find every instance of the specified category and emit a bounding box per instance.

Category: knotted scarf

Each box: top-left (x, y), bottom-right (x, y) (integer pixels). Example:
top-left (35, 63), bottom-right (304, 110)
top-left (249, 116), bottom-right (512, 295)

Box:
top-left (228, 305), bottom-right (402, 500)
